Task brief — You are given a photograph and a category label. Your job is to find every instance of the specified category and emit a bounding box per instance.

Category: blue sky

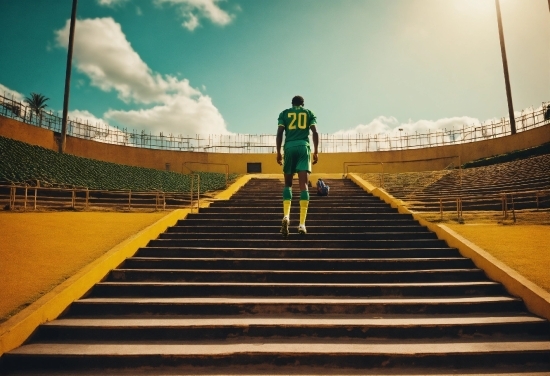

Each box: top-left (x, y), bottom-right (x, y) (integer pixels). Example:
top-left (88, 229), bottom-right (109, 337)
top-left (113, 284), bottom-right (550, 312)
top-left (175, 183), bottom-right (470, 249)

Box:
top-left (0, 0), bottom-right (548, 137)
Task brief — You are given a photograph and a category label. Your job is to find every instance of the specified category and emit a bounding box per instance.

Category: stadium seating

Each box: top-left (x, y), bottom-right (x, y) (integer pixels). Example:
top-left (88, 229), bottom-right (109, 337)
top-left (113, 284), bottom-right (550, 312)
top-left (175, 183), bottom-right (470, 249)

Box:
top-left (0, 136), bottom-right (235, 210)
top-left (0, 135), bottom-right (233, 192)
top-left (362, 154), bottom-right (550, 212)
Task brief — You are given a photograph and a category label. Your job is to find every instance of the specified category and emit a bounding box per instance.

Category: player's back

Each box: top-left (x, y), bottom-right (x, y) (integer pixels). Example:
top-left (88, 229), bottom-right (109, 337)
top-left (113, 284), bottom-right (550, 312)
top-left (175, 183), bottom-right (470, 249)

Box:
top-left (278, 106), bottom-right (316, 148)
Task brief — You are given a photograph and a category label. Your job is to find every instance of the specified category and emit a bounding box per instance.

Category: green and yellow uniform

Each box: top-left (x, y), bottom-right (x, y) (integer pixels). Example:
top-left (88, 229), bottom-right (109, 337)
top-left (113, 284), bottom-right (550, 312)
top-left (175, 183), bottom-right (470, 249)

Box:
top-left (278, 106), bottom-right (317, 175)
top-left (278, 105), bottom-right (317, 230)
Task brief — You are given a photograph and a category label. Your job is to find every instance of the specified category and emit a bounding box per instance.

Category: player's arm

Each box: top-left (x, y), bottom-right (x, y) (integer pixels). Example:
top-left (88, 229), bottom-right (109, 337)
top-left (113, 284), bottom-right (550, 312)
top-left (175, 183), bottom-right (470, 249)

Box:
top-left (311, 124), bottom-right (319, 165)
top-left (276, 125), bottom-right (285, 165)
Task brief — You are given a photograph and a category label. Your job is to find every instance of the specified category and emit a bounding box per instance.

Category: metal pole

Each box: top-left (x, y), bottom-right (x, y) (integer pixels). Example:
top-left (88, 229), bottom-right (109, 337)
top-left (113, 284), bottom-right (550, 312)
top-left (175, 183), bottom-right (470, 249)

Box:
top-left (495, 0), bottom-right (516, 135)
top-left (60, 0), bottom-right (78, 153)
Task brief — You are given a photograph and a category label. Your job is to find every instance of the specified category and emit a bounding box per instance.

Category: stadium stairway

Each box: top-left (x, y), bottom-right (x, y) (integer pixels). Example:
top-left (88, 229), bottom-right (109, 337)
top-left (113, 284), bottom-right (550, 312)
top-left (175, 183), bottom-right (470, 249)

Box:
top-left (2, 178), bottom-right (549, 375)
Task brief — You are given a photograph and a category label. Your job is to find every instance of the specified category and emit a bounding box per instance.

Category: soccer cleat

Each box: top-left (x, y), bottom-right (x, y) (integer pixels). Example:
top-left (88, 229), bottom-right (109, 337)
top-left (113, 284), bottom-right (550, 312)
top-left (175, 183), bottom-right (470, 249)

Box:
top-left (298, 224), bottom-right (307, 235)
top-left (280, 216), bottom-right (290, 237)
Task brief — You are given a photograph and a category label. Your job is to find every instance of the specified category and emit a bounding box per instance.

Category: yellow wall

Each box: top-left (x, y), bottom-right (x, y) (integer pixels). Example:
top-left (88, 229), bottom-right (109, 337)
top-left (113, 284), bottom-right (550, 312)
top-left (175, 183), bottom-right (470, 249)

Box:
top-left (1, 116), bottom-right (549, 174)
top-left (0, 117), bottom-right (58, 150)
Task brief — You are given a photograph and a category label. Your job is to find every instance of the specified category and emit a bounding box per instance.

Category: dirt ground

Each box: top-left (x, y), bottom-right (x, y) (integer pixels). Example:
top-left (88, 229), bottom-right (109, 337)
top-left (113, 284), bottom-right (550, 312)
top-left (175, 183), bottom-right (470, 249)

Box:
top-left (419, 210), bottom-right (550, 292)
top-left (0, 211), bottom-right (168, 323)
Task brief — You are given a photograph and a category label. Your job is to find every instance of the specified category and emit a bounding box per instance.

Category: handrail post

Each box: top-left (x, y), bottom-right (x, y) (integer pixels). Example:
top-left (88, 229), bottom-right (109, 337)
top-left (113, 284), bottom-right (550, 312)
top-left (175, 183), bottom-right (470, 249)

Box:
top-left (190, 175), bottom-right (195, 213)
top-left (503, 194), bottom-right (508, 219)
top-left (196, 174), bottom-right (200, 213)
top-left (24, 184), bottom-right (28, 211)
top-left (510, 193), bottom-right (516, 223)
top-left (10, 185), bottom-right (15, 210)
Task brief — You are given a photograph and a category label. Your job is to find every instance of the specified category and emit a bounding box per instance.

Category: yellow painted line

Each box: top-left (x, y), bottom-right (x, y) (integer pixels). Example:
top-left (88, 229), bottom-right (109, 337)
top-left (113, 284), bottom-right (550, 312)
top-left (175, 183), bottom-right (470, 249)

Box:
top-left (349, 173), bottom-right (550, 320)
top-left (214, 174), bottom-right (255, 200)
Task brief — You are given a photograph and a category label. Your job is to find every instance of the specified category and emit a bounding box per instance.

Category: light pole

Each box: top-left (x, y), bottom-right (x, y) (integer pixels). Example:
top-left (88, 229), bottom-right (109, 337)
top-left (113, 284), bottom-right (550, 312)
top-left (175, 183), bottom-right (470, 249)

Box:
top-left (495, 0), bottom-right (516, 135)
top-left (60, 0), bottom-right (78, 153)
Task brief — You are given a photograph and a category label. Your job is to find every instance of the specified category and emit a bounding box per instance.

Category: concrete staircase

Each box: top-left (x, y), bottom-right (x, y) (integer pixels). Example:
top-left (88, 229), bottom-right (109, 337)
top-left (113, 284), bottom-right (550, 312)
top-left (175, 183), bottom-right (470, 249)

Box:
top-left (2, 178), bottom-right (549, 374)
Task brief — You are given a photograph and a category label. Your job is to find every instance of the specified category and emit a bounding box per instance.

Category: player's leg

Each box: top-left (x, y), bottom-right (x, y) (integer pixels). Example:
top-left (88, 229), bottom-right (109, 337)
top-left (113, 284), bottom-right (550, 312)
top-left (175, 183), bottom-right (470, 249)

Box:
top-left (295, 146), bottom-right (312, 235)
top-left (281, 150), bottom-right (295, 237)
top-left (281, 173), bottom-right (293, 237)
top-left (297, 170), bottom-right (310, 234)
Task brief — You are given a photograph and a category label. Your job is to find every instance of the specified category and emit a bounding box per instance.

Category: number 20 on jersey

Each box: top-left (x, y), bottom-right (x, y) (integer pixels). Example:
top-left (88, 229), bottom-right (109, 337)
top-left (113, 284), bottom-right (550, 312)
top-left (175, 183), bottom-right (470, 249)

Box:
top-left (288, 113), bottom-right (308, 130)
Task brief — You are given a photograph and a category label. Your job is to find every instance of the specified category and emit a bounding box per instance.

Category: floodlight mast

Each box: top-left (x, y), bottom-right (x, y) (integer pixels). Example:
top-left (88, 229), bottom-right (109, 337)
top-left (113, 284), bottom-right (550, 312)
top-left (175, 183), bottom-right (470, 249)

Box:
top-left (60, 0), bottom-right (78, 153)
top-left (495, 0), bottom-right (516, 135)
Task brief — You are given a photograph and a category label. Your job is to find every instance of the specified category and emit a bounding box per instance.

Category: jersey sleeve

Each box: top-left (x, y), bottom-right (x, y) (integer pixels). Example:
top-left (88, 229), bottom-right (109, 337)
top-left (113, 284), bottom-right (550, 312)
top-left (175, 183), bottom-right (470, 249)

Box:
top-left (277, 110), bottom-right (286, 126)
top-left (309, 110), bottom-right (317, 125)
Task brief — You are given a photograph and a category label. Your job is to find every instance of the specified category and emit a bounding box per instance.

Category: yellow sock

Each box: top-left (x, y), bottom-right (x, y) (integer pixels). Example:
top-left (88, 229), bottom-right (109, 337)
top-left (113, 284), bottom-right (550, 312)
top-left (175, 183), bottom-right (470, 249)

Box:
top-left (283, 200), bottom-right (291, 218)
top-left (299, 200), bottom-right (309, 225)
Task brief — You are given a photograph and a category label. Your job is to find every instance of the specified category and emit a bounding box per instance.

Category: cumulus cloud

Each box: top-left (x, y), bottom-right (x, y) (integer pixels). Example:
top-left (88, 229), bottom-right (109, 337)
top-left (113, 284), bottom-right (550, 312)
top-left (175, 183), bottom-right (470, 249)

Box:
top-left (68, 109), bottom-right (131, 144)
top-left (55, 17), bottom-right (229, 135)
top-left (0, 83), bottom-right (25, 102)
top-left (105, 95), bottom-right (227, 135)
top-left (335, 115), bottom-right (483, 136)
top-left (155, 0), bottom-right (234, 31)
top-left (68, 109), bottom-right (111, 127)
top-left (97, 0), bottom-right (129, 7)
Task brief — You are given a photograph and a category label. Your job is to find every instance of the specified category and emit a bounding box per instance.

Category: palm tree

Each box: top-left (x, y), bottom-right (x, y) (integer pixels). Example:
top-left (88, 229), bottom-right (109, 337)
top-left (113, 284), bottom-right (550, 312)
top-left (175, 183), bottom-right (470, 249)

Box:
top-left (25, 92), bottom-right (49, 126)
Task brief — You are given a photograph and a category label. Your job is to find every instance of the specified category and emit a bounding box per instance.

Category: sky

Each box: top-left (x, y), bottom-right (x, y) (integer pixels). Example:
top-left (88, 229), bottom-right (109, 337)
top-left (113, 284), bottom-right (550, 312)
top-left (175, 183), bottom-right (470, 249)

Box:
top-left (0, 0), bottom-right (548, 138)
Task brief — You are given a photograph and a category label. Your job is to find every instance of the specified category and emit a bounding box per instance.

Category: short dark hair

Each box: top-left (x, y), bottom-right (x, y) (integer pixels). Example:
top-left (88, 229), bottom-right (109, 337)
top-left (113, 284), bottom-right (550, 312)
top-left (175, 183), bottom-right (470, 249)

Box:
top-left (292, 96), bottom-right (304, 106)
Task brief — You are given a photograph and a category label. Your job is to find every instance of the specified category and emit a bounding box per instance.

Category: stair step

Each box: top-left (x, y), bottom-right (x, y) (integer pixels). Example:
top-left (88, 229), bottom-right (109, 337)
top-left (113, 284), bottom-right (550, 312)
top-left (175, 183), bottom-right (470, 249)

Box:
top-left (121, 257), bottom-right (475, 270)
top-left (166, 225), bottom-right (430, 233)
top-left (157, 232), bottom-right (439, 241)
top-left (5, 341), bottom-right (549, 370)
top-left (135, 247), bottom-right (463, 258)
top-left (66, 296), bottom-right (526, 316)
top-left (90, 281), bottom-right (505, 298)
top-left (108, 268), bottom-right (486, 283)
top-left (147, 238), bottom-right (449, 249)
top-left (186, 213), bottom-right (410, 220)
top-left (33, 315), bottom-right (548, 341)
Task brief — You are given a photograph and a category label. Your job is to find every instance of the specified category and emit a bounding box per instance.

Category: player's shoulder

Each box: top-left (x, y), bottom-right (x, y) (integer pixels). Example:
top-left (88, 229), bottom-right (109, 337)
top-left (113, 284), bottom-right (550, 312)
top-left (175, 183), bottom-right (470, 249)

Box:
top-left (279, 107), bottom-right (293, 115)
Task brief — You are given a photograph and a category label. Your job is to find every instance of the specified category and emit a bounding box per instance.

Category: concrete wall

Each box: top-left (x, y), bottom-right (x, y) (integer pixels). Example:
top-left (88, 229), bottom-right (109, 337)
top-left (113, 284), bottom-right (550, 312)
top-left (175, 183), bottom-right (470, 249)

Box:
top-left (1, 116), bottom-right (549, 174)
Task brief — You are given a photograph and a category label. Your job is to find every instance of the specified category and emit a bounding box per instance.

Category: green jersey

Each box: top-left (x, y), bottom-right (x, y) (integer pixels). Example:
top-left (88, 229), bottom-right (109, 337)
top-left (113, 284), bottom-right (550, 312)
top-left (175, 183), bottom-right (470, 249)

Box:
top-left (278, 106), bottom-right (317, 149)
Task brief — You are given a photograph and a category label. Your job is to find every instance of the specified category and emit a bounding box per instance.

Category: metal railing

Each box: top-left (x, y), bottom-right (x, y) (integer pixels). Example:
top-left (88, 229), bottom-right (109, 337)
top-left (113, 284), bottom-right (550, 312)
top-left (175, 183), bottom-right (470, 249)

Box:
top-left (1, 182), bottom-right (203, 212)
top-left (359, 155), bottom-right (550, 222)
top-left (1, 94), bottom-right (548, 153)
top-left (183, 162), bottom-right (229, 188)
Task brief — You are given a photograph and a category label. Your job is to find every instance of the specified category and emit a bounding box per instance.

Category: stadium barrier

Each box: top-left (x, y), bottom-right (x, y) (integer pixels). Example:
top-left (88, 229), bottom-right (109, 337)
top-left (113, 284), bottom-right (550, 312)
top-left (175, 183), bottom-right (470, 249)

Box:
top-left (1, 93), bottom-right (548, 153)
top-left (183, 162), bottom-right (229, 188)
top-left (1, 174), bottom-right (202, 212)
top-left (358, 154), bottom-right (550, 223)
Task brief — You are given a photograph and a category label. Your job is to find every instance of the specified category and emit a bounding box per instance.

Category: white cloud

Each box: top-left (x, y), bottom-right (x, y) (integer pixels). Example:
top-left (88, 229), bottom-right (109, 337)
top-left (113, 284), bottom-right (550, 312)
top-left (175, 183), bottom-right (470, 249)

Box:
top-left (55, 17), bottom-right (229, 135)
top-left (97, 0), bottom-right (129, 7)
top-left (0, 83), bottom-right (25, 102)
top-left (155, 0), bottom-right (234, 31)
top-left (335, 115), bottom-right (483, 136)
top-left (68, 109), bottom-right (131, 144)
top-left (105, 94), bottom-right (229, 135)
top-left (68, 109), bottom-right (110, 127)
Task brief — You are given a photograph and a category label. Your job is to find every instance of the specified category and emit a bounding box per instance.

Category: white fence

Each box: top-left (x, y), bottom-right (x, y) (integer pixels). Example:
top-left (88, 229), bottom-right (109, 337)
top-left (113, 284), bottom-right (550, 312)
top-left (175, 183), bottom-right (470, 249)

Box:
top-left (1, 94), bottom-right (548, 153)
